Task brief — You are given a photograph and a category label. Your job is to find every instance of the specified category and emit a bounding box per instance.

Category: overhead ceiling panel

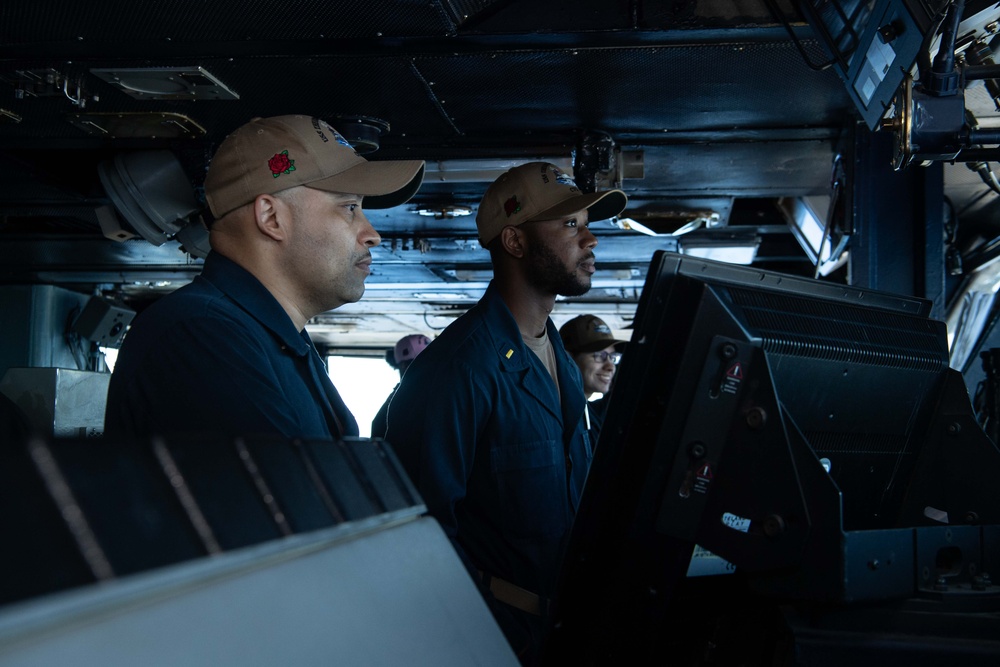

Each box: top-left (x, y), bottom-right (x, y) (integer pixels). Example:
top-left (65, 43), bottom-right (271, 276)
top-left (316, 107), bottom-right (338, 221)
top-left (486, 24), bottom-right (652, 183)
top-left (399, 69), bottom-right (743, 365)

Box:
top-left (0, 55), bottom-right (460, 156)
top-left (1, 0), bottom-right (454, 44)
top-left (459, 0), bottom-right (797, 33)
top-left (412, 39), bottom-right (852, 142)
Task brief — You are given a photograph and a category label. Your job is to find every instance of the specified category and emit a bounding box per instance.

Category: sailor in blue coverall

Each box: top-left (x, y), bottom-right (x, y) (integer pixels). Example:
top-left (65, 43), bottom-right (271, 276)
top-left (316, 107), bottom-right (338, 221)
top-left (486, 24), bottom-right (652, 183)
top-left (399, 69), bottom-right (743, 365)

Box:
top-left (385, 162), bottom-right (627, 663)
top-left (105, 252), bottom-right (359, 440)
top-left (105, 114), bottom-right (424, 441)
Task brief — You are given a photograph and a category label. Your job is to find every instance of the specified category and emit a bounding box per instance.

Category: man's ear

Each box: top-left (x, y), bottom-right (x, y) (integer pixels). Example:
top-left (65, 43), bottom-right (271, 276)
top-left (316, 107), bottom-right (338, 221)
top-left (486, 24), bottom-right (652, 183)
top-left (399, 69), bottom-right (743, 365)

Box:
top-left (500, 225), bottom-right (526, 259)
top-left (253, 193), bottom-right (287, 242)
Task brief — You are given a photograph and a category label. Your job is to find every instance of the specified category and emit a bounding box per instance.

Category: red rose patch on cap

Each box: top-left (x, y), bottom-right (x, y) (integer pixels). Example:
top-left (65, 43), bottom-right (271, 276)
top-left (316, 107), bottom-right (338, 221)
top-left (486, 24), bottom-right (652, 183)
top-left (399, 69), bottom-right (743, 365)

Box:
top-left (268, 150), bottom-right (296, 178)
top-left (504, 195), bottom-right (521, 217)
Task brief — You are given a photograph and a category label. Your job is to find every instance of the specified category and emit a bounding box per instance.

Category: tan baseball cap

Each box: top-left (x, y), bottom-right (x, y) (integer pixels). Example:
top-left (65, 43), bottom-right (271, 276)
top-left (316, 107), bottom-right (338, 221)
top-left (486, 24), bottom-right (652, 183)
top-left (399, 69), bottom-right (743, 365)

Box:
top-left (204, 115), bottom-right (425, 218)
top-left (475, 161), bottom-right (627, 247)
top-left (559, 314), bottom-right (627, 353)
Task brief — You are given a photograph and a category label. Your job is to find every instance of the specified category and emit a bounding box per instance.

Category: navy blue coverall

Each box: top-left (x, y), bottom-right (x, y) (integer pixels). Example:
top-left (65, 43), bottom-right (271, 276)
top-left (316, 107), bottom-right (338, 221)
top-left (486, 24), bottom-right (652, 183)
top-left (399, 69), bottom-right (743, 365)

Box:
top-left (384, 281), bottom-right (591, 658)
top-left (104, 252), bottom-right (358, 441)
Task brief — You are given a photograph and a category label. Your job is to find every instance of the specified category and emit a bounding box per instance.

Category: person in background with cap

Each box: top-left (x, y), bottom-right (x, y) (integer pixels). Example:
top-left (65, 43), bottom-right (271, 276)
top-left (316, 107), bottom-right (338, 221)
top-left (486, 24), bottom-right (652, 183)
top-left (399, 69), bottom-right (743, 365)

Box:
top-left (105, 115), bottom-right (424, 441)
top-left (370, 333), bottom-right (431, 438)
top-left (558, 314), bottom-right (626, 447)
top-left (384, 162), bottom-right (627, 663)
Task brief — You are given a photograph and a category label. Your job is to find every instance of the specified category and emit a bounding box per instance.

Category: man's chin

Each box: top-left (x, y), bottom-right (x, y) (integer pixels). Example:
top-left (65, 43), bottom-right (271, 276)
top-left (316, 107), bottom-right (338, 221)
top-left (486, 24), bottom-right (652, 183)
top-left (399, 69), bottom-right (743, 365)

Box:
top-left (558, 278), bottom-right (591, 298)
top-left (333, 285), bottom-right (366, 309)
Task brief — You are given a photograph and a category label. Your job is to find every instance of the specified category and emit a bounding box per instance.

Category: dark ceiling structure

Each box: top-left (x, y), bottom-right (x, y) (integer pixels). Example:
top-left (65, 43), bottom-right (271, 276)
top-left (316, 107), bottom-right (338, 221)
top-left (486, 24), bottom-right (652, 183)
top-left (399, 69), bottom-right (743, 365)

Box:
top-left (2, 0), bottom-right (1000, 349)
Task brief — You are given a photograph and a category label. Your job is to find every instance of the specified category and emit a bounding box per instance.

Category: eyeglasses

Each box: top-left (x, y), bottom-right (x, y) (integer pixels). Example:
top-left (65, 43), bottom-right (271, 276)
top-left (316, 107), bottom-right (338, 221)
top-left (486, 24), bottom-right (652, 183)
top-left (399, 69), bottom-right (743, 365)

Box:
top-left (591, 351), bottom-right (622, 365)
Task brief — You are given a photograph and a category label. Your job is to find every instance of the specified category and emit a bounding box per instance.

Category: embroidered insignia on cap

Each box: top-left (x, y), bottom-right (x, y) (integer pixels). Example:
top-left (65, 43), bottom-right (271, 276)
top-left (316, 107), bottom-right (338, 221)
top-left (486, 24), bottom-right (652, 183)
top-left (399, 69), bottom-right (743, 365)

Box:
top-left (503, 195), bottom-right (521, 217)
top-left (552, 167), bottom-right (578, 190)
top-left (268, 150), bottom-right (296, 178)
top-left (331, 130), bottom-right (355, 150)
top-left (506, 349), bottom-right (514, 359)
top-left (593, 324), bottom-right (612, 334)
top-left (312, 118), bottom-right (331, 142)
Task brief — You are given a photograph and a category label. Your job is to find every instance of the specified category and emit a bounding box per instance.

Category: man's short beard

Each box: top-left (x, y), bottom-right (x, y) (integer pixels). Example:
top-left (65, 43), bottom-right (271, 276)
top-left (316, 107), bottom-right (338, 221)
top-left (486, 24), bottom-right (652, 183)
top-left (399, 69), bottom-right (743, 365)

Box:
top-left (524, 235), bottom-right (592, 297)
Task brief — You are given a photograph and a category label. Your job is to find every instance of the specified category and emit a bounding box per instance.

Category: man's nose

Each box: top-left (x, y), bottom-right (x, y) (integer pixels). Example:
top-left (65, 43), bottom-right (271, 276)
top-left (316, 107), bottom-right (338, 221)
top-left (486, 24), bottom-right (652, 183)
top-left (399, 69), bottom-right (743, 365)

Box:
top-left (360, 210), bottom-right (381, 247)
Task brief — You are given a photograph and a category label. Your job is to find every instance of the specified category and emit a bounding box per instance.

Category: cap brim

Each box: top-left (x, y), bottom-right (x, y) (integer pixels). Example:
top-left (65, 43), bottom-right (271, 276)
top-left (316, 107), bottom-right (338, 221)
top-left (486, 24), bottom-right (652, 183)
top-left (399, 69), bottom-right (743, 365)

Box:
top-left (527, 188), bottom-right (628, 223)
top-left (573, 338), bottom-right (629, 353)
top-left (307, 161), bottom-right (425, 209)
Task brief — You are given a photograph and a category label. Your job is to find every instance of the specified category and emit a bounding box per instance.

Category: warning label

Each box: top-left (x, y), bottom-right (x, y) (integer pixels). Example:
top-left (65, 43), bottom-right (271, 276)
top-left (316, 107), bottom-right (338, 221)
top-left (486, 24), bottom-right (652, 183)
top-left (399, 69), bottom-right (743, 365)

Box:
top-left (693, 462), bottom-right (713, 494)
top-left (721, 361), bottom-right (742, 395)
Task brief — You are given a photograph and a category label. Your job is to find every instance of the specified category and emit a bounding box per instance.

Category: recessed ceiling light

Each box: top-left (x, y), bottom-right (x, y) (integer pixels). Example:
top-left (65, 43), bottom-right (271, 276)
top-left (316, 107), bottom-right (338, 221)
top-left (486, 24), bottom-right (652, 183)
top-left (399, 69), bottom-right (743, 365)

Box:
top-left (90, 67), bottom-right (239, 101)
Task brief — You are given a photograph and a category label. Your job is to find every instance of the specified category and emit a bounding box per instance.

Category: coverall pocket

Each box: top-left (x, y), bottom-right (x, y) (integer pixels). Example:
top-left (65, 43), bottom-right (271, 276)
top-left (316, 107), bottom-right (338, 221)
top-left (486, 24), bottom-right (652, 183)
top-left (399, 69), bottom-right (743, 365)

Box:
top-left (490, 439), bottom-right (570, 538)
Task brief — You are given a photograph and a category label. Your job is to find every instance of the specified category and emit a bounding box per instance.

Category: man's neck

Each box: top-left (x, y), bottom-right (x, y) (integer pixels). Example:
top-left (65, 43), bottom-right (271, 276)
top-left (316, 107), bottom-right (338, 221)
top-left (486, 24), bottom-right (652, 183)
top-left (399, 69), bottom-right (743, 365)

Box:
top-left (496, 278), bottom-right (556, 340)
top-left (219, 249), bottom-right (312, 332)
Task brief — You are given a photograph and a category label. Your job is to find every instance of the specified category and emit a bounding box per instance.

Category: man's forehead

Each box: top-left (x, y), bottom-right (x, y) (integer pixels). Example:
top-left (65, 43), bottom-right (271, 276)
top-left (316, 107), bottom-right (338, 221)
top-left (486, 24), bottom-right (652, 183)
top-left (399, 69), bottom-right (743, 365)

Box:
top-left (304, 187), bottom-right (364, 201)
top-left (529, 207), bottom-right (589, 224)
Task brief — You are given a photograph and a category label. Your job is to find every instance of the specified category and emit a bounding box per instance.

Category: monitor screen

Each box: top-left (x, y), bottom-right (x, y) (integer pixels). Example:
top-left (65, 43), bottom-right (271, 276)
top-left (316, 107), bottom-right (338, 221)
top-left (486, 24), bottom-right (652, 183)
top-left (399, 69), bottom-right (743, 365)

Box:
top-left (547, 250), bottom-right (1000, 663)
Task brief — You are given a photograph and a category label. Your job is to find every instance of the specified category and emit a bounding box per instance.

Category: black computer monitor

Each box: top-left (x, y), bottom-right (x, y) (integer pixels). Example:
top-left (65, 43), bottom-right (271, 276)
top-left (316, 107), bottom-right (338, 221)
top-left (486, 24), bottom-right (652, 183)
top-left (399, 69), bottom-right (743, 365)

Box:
top-left (547, 251), bottom-right (1000, 664)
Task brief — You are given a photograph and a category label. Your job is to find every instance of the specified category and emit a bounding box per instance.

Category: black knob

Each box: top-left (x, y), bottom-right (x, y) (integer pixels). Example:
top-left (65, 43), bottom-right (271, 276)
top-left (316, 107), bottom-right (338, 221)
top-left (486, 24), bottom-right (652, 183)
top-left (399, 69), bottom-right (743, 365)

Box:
top-left (687, 441), bottom-right (707, 459)
top-left (877, 21), bottom-right (901, 44)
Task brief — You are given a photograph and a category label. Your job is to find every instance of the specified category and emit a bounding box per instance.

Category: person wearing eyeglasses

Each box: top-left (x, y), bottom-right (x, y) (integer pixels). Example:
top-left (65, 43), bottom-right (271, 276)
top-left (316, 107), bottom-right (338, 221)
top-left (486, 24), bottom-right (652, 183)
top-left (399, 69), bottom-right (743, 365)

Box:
top-left (558, 314), bottom-right (627, 447)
